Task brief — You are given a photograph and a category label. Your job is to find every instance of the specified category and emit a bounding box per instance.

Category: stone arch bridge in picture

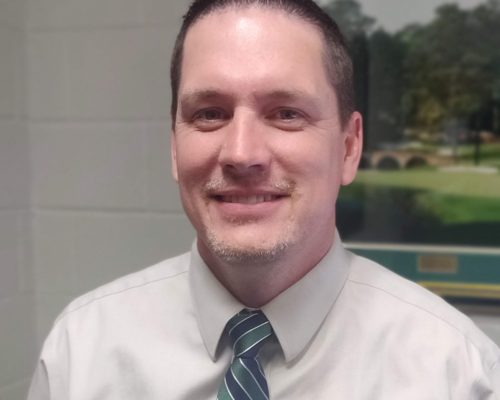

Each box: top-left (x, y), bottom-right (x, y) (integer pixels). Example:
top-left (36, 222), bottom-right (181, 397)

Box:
top-left (361, 149), bottom-right (454, 170)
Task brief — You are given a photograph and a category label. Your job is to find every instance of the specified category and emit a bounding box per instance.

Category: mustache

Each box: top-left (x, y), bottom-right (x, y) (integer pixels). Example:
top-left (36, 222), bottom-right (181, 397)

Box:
top-left (204, 177), bottom-right (295, 194)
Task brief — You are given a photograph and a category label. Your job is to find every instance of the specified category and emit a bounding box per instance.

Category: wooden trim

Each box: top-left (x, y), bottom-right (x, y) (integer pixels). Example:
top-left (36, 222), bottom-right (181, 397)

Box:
top-left (418, 281), bottom-right (500, 299)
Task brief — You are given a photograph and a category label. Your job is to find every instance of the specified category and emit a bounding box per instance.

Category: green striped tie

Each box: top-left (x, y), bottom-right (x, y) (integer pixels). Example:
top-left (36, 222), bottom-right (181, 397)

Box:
top-left (217, 309), bottom-right (274, 400)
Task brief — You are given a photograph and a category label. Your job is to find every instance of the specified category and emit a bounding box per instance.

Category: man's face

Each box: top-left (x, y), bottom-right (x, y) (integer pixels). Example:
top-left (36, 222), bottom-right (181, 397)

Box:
top-left (172, 7), bottom-right (361, 268)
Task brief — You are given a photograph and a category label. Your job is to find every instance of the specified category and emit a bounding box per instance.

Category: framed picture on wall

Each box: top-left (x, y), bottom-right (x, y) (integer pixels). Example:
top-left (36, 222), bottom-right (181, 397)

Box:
top-left (324, 0), bottom-right (500, 302)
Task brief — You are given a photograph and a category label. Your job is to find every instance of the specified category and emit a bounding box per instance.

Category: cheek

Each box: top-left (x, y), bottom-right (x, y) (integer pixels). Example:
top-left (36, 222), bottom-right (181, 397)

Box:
top-left (175, 139), bottom-right (217, 179)
top-left (281, 139), bottom-right (341, 180)
top-left (291, 148), bottom-right (344, 211)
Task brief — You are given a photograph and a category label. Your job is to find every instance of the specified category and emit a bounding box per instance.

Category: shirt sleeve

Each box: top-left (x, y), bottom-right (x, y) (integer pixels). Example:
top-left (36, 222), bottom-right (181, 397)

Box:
top-left (27, 360), bottom-right (50, 400)
top-left (490, 359), bottom-right (500, 399)
top-left (27, 317), bottom-right (69, 400)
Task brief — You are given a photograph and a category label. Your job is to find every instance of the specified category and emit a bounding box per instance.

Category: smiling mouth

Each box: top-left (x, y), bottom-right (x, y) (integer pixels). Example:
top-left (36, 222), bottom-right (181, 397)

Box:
top-left (215, 194), bottom-right (284, 204)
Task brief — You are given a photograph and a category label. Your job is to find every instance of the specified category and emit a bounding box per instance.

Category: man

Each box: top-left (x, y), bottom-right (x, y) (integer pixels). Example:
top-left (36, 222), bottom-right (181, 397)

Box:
top-left (29, 0), bottom-right (500, 399)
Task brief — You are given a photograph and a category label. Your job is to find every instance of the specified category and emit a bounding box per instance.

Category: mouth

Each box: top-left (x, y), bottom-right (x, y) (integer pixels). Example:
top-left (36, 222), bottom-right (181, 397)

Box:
top-left (215, 194), bottom-right (284, 204)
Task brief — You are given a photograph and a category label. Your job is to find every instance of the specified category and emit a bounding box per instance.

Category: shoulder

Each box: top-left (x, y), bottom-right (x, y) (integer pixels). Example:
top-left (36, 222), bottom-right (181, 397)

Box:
top-left (347, 251), bottom-right (475, 328)
top-left (345, 251), bottom-right (500, 366)
top-left (56, 251), bottom-right (191, 323)
top-left (36, 252), bottom-right (196, 393)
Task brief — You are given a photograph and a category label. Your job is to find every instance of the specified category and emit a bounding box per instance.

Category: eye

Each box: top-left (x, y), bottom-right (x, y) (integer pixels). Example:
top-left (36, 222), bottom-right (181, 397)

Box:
top-left (191, 108), bottom-right (228, 130)
top-left (194, 108), bottom-right (225, 121)
top-left (277, 109), bottom-right (301, 120)
top-left (269, 108), bottom-right (307, 130)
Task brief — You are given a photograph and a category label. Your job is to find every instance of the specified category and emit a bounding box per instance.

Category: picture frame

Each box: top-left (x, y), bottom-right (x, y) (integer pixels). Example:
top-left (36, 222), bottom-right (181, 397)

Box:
top-left (327, 0), bottom-right (500, 303)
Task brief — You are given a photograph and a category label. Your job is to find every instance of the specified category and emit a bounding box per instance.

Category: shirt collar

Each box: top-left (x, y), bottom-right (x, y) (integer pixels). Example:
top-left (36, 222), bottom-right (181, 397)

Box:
top-left (189, 242), bottom-right (242, 361)
top-left (189, 231), bottom-right (351, 363)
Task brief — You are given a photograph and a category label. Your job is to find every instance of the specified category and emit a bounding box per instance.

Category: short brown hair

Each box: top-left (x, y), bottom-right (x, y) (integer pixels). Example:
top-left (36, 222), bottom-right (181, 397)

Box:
top-left (170, 0), bottom-right (354, 128)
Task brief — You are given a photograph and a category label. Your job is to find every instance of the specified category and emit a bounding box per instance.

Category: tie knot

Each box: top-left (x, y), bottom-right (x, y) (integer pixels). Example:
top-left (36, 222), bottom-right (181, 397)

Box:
top-left (226, 309), bottom-right (273, 359)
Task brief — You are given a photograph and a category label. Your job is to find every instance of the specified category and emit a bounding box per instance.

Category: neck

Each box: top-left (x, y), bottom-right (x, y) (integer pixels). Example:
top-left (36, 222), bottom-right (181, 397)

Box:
top-left (199, 238), bottom-right (333, 308)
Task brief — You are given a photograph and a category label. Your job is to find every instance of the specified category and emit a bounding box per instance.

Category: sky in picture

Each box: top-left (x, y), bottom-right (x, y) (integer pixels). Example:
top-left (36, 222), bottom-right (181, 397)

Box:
top-left (318, 0), bottom-right (485, 32)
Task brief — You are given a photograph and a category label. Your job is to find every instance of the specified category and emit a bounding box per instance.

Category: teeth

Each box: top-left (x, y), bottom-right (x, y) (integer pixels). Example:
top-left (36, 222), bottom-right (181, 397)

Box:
top-left (221, 195), bottom-right (277, 204)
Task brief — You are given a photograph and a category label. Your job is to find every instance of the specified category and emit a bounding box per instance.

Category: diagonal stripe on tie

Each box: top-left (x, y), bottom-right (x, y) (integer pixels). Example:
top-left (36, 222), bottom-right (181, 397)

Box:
top-left (228, 313), bottom-right (257, 336)
top-left (216, 378), bottom-right (233, 400)
top-left (217, 309), bottom-right (274, 400)
top-left (235, 359), bottom-right (269, 398)
top-left (233, 322), bottom-right (272, 357)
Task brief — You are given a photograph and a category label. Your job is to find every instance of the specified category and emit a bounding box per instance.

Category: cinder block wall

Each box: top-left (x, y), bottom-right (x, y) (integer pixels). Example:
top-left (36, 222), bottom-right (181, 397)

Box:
top-left (0, 1), bottom-right (37, 399)
top-left (1, 1), bottom-right (194, 399)
top-left (27, 0), bottom-right (195, 350)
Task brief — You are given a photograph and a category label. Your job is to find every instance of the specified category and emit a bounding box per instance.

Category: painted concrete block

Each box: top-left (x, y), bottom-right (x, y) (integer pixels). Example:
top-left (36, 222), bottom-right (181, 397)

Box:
top-left (145, 122), bottom-right (184, 212)
top-left (31, 122), bottom-right (149, 209)
top-left (27, 0), bottom-right (142, 29)
top-left (27, 32), bottom-right (67, 119)
top-left (65, 28), bottom-right (171, 119)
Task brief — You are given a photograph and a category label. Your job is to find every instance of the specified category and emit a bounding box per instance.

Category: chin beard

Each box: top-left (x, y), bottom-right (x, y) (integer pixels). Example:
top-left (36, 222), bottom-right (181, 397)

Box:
top-left (206, 232), bottom-right (291, 266)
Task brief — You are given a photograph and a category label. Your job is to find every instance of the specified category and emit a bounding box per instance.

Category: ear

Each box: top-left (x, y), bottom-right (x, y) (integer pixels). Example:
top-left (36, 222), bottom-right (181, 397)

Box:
top-left (170, 130), bottom-right (179, 183)
top-left (341, 111), bottom-right (363, 186)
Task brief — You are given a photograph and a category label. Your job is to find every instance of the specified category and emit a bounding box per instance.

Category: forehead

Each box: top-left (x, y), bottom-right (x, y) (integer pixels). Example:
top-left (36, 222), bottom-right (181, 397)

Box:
top-left (179, 6), bottom-right (334, 101)
top-left (186, 5), bottom-right (325, 47)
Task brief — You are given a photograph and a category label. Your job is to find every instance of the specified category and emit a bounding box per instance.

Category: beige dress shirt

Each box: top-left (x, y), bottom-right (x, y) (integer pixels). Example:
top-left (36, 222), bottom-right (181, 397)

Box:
top-left (28, 234), bottom-right (500, 399)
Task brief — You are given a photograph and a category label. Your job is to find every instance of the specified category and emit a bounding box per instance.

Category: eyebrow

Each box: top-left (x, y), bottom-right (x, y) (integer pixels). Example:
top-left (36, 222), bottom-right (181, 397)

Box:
top-left (180, 88), bottom-right (318, 108)
top-left (179, 89), bottom-right (227, 110)
top-left (258, 89), bottom-right (312, 101)
top-left (256, 89), bottom-right (323, 112)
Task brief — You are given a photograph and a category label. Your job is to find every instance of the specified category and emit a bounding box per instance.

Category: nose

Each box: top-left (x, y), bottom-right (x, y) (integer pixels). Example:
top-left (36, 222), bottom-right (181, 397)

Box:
top-left (218, 110), bottom-right (271, 178)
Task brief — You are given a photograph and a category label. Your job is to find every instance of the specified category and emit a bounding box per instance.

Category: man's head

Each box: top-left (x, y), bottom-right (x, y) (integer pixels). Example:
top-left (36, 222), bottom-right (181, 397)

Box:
top-left (170, 0), bottom-right (362, 292)
top-left (170, 0), bottom-right (355, 129)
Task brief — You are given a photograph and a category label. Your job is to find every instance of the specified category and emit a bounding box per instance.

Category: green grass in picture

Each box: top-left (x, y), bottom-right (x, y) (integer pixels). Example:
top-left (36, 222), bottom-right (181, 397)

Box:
top-left (457, 143), bottom-right (500, 168)
top-left (338, 169), bottom-right (500, 246)
top-left (415, 192), bottom-right (500, 224)
top-left (458, 143), bottom-right (500, 160)
top-left (352, 170), bottom-right (500, 199)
